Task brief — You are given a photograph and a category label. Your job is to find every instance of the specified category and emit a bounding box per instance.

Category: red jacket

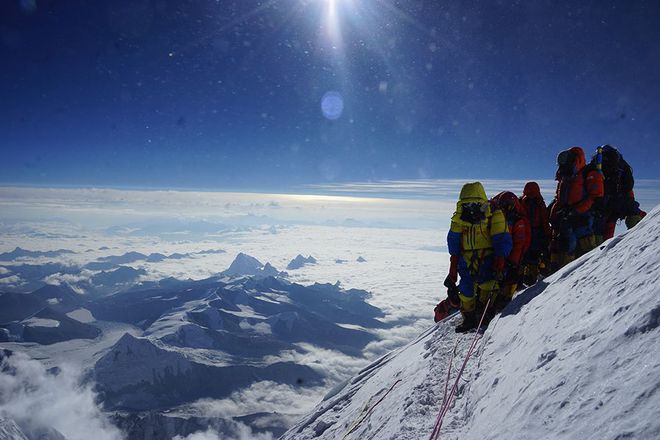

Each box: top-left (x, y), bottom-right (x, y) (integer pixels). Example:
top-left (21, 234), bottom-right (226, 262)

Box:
top-left (521, 182), bottom-right (551, 241)
top-left (491, 191), bottom-right (532, 266)
top-left (509, 217), bottom-right (532, 266)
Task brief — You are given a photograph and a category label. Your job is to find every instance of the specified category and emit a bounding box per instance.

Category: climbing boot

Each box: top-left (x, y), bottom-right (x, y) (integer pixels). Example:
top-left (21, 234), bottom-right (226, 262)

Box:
top-left (455, 311), bottom-right (476, 333)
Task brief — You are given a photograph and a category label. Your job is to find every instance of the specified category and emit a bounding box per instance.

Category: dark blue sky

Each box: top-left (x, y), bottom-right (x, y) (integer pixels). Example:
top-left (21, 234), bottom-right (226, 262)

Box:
top-left (2, 0), bottom-right (659, 191)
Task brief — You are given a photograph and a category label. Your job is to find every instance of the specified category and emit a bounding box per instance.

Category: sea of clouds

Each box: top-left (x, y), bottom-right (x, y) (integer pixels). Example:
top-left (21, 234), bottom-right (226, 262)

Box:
top-left (1, 180), bottom-right (659, 438)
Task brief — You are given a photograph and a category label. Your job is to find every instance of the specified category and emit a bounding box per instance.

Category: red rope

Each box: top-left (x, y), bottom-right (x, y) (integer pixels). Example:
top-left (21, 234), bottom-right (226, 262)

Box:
top-left (428, 295), bottom-right (492, 440)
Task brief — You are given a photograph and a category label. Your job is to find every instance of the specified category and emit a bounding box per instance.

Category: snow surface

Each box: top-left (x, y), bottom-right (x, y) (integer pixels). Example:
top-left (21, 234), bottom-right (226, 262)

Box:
top-left (0, 417), bottom-right (28, 440)
top-left (0, 320), bottom-right (141, 369)
top-left (21, 318), bottom-right (60, 328)
top-left (66, 308), bottom-right (96, 323)
top-left (282, 206), bottom-right (660, 440)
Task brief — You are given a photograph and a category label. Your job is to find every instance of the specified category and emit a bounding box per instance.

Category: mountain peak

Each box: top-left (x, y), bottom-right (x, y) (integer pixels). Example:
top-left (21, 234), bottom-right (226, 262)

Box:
top-left (222, 253), bottom-right (286, 278)
top-left (287, 254), bottom-right (317, 270)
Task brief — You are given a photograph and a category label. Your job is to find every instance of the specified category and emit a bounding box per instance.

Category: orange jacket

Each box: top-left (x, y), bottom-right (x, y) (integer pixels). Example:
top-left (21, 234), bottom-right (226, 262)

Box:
top-left (551, 147), bottom-right (604, 217)
top-left (508, 217), bottom-right (531, 266)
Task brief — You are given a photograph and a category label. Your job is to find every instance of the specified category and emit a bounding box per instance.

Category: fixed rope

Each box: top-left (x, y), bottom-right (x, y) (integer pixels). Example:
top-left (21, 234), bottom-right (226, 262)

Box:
top-left (342, 379), bottom-right (403, 439)
top-left (428, 294), bottom-right (493, 440)
top-left (441, 336), bottom-right (460, 408)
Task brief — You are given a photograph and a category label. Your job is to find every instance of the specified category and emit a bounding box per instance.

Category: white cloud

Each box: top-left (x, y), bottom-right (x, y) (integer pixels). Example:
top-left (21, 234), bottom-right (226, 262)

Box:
top-left (173, 423), bottom-right (274, 440)
top-left (0, 185), bottom-right (453, 229)
top-left (0, 352), bottom-right (122, 440)
top-left (307, 178), bottom-right (560, 199)
top-left (42, 271), bottom-right (92, 286)
top-left (188, 380), bottom-right (326, 419)
top-left (262, 343), bottom-right (370, 384)
top-left (238, 320), bottom-right (272, 334)
top-left (174, 429), bottom-right (222, 440)
top-left (0, 275), bottom-right (21, 285)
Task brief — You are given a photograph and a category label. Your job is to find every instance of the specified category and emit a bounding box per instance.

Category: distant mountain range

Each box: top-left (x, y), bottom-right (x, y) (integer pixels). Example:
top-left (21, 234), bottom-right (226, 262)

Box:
top-left (0, 247), bottom-right (75, 260)
top-left (0, 252), bottom-right (388, 439)
top-left (0, 247), bottom-right (224, 295)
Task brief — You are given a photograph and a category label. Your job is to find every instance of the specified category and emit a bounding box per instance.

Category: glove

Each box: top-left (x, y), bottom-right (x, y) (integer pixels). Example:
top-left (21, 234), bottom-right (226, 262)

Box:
top-left (493, 256), bottom-right (506, 281)
top-left (446, 255), bottom-right (458, 285)
top-left (446, 282), bottom-right (460, 305)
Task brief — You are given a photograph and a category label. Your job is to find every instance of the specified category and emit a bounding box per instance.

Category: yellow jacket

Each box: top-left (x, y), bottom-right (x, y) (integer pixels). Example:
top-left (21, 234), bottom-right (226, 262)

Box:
top-left (447, 182), bottom-right (511, 255)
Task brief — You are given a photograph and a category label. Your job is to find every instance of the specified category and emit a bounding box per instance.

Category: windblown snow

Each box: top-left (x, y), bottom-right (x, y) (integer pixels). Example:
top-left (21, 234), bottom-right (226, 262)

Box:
top-left (282, 205), bottom-right (660, 440)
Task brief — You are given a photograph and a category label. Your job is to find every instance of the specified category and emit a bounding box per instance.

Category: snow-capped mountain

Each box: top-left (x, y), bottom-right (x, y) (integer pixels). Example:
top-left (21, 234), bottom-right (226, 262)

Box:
top-left (83, 269), bottom-right (387, 438)
top-left (1, 247), bottom-right (391, 439)
top-left (0, 289), bottom-right (100, 344)
top-left (95, 332), bottom-right (323, 411)
top-left (221, 252), bottom-right (287, 277)
top-left (287, 255), bottom-right (317, 270)
top-left (281, 206), bottom-right (660, 439)
top-left (31, 284), bottom-right (84, 313)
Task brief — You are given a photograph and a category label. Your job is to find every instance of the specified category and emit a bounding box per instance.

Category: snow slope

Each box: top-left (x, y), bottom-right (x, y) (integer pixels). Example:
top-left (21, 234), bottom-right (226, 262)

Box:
top-left (0, 418), bottom-right (28, 440)
top-left (282, 205), bottom-right (660, 440)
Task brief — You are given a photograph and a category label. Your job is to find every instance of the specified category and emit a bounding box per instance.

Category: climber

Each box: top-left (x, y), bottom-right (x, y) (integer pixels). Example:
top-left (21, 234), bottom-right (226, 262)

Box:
top-left (590, 145), bottom-right (646, 244)
top-left (519, 182), bottom-right (552, 285)
top-left (549, 146), bottom-right (604, 272)
top-left (442, 182), bottom-right (512, 332)
top-left (490, 191), bottom-right (531, 311)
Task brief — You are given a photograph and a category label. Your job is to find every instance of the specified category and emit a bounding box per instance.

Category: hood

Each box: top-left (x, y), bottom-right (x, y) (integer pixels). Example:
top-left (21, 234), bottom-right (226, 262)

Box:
top-left (569, 146), bottom-right (587, 172)
top-left (523, 181), bottom-right (542, 199)
top-left (492, 191), bottom-right (526, 218)
top-left (556, 146), bottom-right (587, 179)
top-left (459, 182), bottom-right (488, 203)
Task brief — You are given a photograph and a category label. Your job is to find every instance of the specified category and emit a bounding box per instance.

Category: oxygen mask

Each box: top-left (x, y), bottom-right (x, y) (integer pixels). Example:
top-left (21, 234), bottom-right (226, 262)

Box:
top-left (460, 202), bottom-right (487, 224)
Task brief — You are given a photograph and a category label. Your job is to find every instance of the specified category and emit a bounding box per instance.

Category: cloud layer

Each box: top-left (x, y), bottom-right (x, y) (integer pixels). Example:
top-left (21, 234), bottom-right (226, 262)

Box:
top-left (0, 351), bottom-right (122, 440)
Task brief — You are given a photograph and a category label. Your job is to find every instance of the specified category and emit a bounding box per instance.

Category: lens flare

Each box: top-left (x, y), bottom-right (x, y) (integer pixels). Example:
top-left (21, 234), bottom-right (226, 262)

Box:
top-left (321, 91), bottom-right (344, 120)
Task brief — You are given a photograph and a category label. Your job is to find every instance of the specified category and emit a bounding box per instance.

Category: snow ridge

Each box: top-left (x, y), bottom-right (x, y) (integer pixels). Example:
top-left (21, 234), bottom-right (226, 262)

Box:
top-left (282, 205), bottom-right (660, 440)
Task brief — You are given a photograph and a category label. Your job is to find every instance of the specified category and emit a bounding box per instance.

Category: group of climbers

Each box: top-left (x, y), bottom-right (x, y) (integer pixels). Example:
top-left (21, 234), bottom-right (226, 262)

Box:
top-left (434, 145), bottom-right (646, 333)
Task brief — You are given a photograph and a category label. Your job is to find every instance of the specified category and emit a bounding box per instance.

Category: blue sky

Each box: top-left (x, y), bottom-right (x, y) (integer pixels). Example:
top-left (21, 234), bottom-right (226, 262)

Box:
top-left (1, 0), bottom-right (659, 191)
